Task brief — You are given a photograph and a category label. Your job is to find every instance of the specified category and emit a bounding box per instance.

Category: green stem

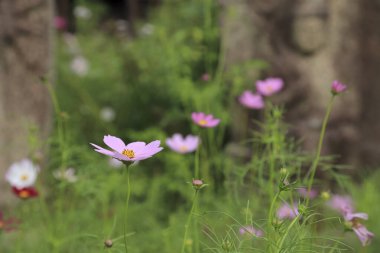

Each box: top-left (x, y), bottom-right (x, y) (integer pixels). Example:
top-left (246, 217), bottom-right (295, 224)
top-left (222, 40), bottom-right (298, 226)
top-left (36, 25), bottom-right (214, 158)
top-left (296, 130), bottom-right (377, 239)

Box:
top-left (181, 191), bottom-right (199, 253)
top-left (306, 96), bottom-right (335, 206)
top-left (123, 165), bottom-right (131, 253)
top-left (276, 215), bottom-right (301, 253)
top-left (267, 191), bottom-right (281, 252)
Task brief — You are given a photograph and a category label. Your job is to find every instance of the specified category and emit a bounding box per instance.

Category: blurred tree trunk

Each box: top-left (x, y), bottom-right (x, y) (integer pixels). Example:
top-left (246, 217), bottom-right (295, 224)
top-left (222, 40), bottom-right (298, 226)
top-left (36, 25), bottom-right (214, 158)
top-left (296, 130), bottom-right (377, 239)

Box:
top-left (222, 0), bottom-right (380, 169)
top-left (0, 0), bottom-right (52, 205)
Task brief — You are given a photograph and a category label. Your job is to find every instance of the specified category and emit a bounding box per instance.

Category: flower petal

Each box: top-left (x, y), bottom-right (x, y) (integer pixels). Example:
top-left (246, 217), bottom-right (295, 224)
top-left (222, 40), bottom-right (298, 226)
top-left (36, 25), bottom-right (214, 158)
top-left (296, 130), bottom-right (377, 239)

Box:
top-left (103, 135), bottom-right (126, 152)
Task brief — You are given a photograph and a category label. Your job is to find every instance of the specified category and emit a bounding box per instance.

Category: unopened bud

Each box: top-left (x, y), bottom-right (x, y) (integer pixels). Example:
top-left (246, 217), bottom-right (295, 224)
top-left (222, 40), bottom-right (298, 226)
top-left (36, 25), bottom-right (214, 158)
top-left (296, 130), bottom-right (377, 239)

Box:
top-left (192, 179), bottom-right (207, 190)
top-left (104, 239), bottom-right (113, 248)
top-left (321, 191), bottom-right (330, 200)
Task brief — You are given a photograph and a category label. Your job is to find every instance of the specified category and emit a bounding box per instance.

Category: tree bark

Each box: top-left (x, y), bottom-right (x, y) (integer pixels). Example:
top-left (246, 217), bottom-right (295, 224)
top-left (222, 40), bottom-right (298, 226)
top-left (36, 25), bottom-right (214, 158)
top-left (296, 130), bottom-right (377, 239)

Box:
top-left (0, 0), bottom-right (52, 205)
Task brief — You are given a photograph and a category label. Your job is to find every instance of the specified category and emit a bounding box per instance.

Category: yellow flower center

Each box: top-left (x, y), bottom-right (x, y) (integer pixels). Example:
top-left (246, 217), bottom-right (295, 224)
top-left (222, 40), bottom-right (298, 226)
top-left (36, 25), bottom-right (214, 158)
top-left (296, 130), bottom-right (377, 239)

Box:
top-left (198, 119), bottom-right (208, 126)
top-left (19, 190), bottom-right (30, 198)
top-left (122, 149), bottom-right (135, 159)
top-left (179, 145), bottom-right (188, 152)
top-left (0, 221), bottom-right (4, 229)
top-left (20, 174), bottom-right (29, 181)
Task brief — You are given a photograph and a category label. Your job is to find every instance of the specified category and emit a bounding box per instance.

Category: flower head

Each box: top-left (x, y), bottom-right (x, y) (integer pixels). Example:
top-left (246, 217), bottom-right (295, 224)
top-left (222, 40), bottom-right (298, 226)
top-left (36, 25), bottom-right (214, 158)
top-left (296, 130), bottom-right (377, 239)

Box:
top-left (53, 168), bottom-right (78, 183)
top-left (70, 56), bottom-right (89, 76)
top-left (239, 225), bottom-right (264, 237)
top-left (191, 112), bottom-right (220, 128)
top-left (100, 107), bottom-right (116, 122)
top-left (277, 203), bottom-right (299, 220)
top-left (12, 187), bottom-right (38, 199)
top-left (6, 159), bottom-right (39, 189)
top-left (352, 223), bottom-right (374, 246)
top-left (201, 73), bottom-right (210, 82)
top-left (256, 77), bottom-right (284, 96)
top-left (331, 80), bottom-right (347, 95)
top-left (328, 195), bottom-right (354, 218)
top-left (54, 16), bottom-right (67, 30)
top-left (298, 187), bottom-right (318, 199)
top-left (166, 134), bottom-right (199, 154)
top-left (239, 91), bottom-right (264, 110)
top-left (91, 135), bottom-right (163, 162)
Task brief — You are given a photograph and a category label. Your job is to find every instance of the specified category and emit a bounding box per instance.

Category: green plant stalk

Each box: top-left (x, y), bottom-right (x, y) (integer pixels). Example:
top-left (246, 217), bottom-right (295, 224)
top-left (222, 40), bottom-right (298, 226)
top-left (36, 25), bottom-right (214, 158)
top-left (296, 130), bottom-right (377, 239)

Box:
top-left (306, 96), bottom-right (335, 206)
top-left (276, 215), bottom-right (301, 253)
top-left (267, 190), bottom-right (281, 252)
top-left (181, 190), bottom-right (199, 253)
top-left (123, 165), bottom-right (131, 253)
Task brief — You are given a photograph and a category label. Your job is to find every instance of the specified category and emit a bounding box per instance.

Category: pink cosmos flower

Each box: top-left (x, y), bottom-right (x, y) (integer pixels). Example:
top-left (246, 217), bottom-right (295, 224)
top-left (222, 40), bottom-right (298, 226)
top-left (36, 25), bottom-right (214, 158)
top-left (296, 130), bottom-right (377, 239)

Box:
top-left (352, 223), bottom-right (374, 246)
top-left (54, 16), bottom-right (67, 30)
top-left (91, 135), bottom-right (163, 162)
top-left (277, 203), bottom-right (299, 220)
top-left (192, 112), bottom-right (220, 128)
top-left (166, 134), bottom-right (199, 154)
top-left (331, 80), bottom-right (347, 95)
top-left (328, 195), bottom-right (354, 218)
top-left (238, 91), bottom-right (264, 109)
top-left (256, 77), bottom-right (284, 96)
top-left (201, 73), bottom-right (210, 81)
top-left (239, 225), bottom-right (264, 237)
top-left (297, 187), bottom-right (318, 199)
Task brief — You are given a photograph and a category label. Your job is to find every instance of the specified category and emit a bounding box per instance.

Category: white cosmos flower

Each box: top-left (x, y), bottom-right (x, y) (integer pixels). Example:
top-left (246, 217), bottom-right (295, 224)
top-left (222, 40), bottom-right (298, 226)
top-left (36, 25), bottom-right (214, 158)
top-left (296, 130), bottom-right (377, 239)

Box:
top-left (6, 159), bottom-right (39, 189)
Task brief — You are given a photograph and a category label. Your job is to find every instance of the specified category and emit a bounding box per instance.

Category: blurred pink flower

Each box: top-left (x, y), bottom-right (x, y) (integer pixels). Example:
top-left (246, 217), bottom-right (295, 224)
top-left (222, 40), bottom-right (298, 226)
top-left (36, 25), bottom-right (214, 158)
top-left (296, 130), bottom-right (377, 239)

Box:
top-left (331, 80), bottom-right (347, 95)
top-left (12, 187), bottom-right (38, 199)
top-left (256, 77), bottom-right (284, 96)
top-left (297, 187), bottom-right (318, 199)
top-left (166, 134), bottom-right (199, 154)
top-left (277, 203), bottom-right (299, 220)
top-left (201, 73), bottom-right (210, 81)
top-left (239, 225), bottom-right (264, 237)
top-left (54, 16), bottom-right (67, 30)
top-left (238, 91), bottom-right (264, 109)
top-left (192, 112), bottom-right (220, 128)
top-left (328, 195), bottom-right (354, 218)
top-left (91, 135), bottom-right (163, 162)
top-left (352, 223), bottom-right (374, 246)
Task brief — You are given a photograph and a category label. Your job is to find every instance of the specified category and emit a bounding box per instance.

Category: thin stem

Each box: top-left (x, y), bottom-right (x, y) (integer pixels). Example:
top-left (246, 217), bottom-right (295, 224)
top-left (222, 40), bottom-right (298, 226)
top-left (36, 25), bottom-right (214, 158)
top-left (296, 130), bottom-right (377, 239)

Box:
top-left (267, 191), bottom-right (281, 252)
top-left (181, 190), bottom-right (199, 253)
top-left (123, 165), bottom-right (131, 253)
top-left (306, 96), bottom-right (335, 206)
top-left (276, 215), bottom-right (301, 253)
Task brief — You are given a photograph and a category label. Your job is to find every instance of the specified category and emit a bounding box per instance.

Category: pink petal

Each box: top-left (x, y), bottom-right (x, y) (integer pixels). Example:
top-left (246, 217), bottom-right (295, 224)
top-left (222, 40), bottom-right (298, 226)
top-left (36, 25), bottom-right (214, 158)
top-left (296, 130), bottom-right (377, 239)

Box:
top-left (90, 143), bottom-right (115, 156)
top-left (103, 135), bottom-right (126, 152)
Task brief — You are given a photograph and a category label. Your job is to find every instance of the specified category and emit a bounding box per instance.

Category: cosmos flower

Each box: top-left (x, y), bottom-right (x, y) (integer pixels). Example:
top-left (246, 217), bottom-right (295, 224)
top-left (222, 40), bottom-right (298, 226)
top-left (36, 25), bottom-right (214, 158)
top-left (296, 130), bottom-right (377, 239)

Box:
top-left (191, 112), bottom-right (220, 128)
top-left (54, 16), bottom-right (67, 30)
top-left (352, 223), bottom-right (374, 246)
top-left (91, 135), bottom-right (163, 162)
top-left (327, 195), bottom-right (354, 218)
top-left (297, 187), bottom-right (318, 199)
top-left (277, 203), bottom-right (299, 220)
top-left (70, 56), bottom-right (89, 76)
top-left (74, 6), bottom-right (92, 19)
top-left (239, 225), bottom-right (264, 237)
top-left (331, 80), bottom-right (347, 95)
top-left (201, 73), bottom-right (210, 82)
top-left (256, 77), bottom-right (284, 96)
top-left (53, 168), bottom-right (78, 183)
top-left (5, 159), bottom-right (39, 189)
top-left (100, 107), bottom-right (116, 122)
top-left (238, 91), bottom-right (264, 109)
top-left (12, 187), bottom-right (38, 199)
top-left (166, 134), bottom-right (199, 154)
